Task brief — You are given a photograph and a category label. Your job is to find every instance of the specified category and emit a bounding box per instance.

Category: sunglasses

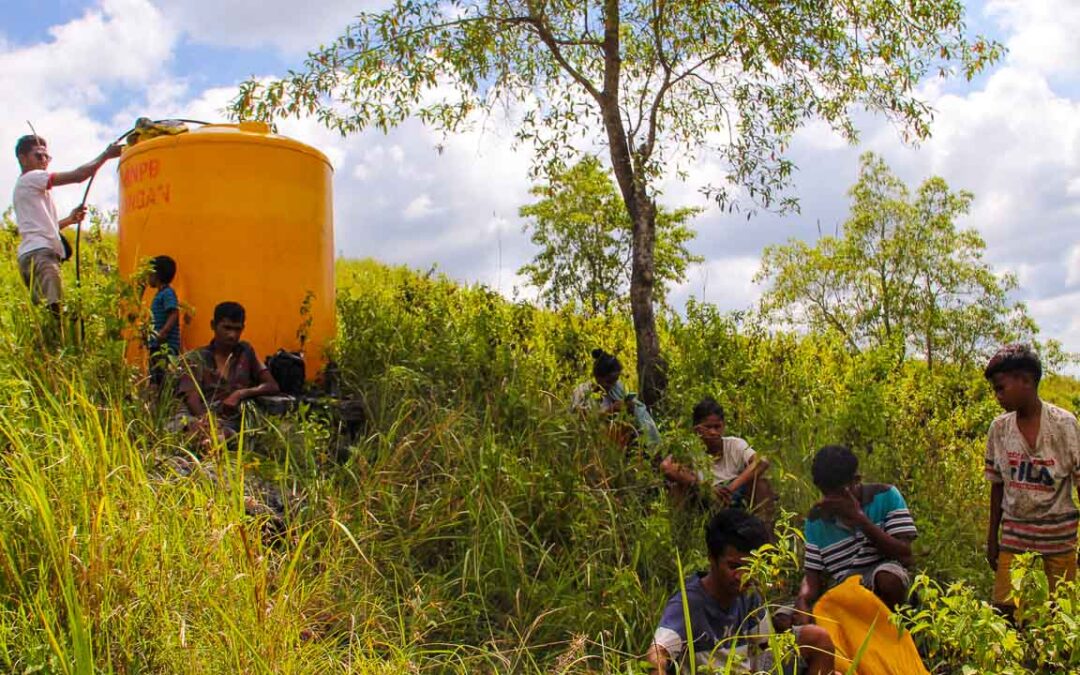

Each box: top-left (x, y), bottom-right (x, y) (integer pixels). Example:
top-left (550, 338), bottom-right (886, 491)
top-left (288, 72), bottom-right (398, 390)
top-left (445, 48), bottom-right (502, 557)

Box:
top-left (33, 151), bottom-right (51, 161)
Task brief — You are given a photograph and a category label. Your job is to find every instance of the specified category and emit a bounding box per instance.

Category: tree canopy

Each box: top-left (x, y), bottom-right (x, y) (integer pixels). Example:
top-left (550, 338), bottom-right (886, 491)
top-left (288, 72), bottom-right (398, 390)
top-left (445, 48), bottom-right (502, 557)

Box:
top-left (518, 156), bottom-right (700, 315)
top-left (757, 152), bottom-right (1037, 368)
top-left (231, 0), bottom-right (1000, 404)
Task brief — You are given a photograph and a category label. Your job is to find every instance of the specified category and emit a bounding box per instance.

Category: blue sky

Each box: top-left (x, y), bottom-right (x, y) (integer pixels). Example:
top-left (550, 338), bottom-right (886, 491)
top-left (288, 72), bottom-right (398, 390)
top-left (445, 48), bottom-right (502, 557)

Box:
top-left (4, 0), bottom-right (1080, 364)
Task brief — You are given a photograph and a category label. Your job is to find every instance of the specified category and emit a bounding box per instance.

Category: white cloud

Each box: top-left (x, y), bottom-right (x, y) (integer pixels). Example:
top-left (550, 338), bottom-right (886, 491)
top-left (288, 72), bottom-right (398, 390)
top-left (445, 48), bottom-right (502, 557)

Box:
top-left (671, 257), bottom-right (762, 313)
top-left (1067, 246), bottom-right (1080, 288)
top-left (1029, 290), bottom-right (1080, 359)
top-left (986, 0), bottom-right (1080, 76)
top-left (860, 63), bottom-right (1080, 302)
top-left (0, 0), bottom-right (177, 219)
top-left (156, 0), bottom-right (386, 53)
top-left (403, 194), bottom-right (436, 219)
top-left (6, 0), bottom-right (1080, 366)
top-left (0, 0), bottom-right (175, 107)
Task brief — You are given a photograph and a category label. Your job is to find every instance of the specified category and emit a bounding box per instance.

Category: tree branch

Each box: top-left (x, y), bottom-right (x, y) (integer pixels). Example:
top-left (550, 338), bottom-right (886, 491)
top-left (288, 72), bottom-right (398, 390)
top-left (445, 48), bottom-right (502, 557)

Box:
top-left (525, 2), bottom-right (603, 102)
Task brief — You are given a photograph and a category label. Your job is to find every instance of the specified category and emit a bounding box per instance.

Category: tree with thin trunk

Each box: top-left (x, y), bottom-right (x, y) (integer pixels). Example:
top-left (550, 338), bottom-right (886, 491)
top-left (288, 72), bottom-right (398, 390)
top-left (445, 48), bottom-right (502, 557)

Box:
top-left (231, 0), bottom-right (1000, 406)
top-left (757, 152), bottom-right (1038, 368)
top-left (518, 155), bottom-right (700, 316)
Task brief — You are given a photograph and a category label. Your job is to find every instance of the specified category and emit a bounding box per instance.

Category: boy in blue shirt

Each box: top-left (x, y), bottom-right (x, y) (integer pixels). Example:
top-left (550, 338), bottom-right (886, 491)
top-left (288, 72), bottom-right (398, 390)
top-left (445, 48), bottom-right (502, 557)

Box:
top-left (795, 445), bottom-right (917, 621)
top-left (646, 509), bottom-right (838, 674)
top-left (148, 255), bottom-right (180, 385)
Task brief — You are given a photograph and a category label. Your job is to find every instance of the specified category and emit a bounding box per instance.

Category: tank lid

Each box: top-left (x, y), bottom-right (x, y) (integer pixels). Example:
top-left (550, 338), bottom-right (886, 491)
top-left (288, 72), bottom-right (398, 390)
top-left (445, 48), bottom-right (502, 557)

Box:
top-left (120, 121), bottom-right (332, 168)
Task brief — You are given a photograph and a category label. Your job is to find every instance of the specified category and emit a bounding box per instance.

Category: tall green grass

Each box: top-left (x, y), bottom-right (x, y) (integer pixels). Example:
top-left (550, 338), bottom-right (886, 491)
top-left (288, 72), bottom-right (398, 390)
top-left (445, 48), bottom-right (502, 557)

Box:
top-left (0, 227), bottom-right (1079, 672)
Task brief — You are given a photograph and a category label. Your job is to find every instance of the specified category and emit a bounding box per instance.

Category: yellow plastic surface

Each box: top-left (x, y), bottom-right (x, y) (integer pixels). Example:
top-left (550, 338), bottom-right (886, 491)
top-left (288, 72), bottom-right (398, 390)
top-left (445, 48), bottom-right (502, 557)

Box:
top-left (813, 577), bottom-right (929, 675)
top-left (117, 123), bottom-right (335, 378)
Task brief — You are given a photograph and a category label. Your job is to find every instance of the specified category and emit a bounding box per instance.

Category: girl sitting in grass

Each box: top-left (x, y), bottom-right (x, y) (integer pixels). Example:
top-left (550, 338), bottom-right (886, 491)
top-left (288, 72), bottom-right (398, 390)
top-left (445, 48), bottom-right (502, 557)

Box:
top-left (571, 348), bottom-right (661, 451)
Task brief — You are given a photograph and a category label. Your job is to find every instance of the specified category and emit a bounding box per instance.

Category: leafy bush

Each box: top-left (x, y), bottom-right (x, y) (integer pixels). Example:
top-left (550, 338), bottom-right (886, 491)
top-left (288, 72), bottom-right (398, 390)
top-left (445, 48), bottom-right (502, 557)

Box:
top-left (0, 245), bottom-right (1078, 672)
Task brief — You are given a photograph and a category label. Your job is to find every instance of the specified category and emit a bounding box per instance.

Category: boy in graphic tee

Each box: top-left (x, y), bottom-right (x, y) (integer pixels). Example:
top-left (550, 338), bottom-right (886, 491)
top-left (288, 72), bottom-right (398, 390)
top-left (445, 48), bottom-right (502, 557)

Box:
top-left (984, 344), bottom-right (1080, 613)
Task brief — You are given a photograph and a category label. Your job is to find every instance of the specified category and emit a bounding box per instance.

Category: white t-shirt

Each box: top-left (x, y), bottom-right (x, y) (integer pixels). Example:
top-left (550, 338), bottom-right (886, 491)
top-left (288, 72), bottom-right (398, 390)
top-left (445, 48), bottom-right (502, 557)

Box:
top-left (697, 436), bottom-right (757, 485)
top-left (12, 170), bottom-right (64, 259)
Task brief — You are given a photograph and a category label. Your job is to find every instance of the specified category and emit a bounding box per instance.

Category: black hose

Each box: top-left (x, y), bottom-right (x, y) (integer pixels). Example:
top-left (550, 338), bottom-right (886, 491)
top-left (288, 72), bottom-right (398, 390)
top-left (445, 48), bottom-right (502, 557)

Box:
top-left (73, 118), bottom-right (212, 339)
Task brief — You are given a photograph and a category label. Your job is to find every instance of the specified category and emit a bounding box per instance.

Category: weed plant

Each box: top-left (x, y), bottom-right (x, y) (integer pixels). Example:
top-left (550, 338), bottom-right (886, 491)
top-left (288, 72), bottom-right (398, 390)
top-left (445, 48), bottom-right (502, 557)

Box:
top-left (0, 232), bottom-right (1079, 672)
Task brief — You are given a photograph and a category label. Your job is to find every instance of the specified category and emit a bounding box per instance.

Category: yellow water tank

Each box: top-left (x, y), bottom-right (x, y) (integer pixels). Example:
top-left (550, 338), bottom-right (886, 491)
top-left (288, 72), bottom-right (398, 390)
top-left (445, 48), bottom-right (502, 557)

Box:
top-left (117, 122), bottom-right (335, 379)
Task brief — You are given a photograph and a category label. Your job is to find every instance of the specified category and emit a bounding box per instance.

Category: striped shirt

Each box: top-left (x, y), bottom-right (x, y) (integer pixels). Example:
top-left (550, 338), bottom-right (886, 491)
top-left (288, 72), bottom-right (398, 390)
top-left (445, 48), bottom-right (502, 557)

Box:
top-left (804, 484), bottom-right (917, 581)
top-left (985, 402), bottom-right (1080, 554)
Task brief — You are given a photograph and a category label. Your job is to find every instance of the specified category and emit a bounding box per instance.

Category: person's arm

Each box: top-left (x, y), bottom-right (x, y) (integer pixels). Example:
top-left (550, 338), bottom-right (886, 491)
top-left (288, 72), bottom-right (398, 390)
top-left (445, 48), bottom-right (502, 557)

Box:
top-left (987, 482), bottom-right (1004, 571)
top-left (821, 490), bottom-right (914, 565)
top-left (57, 205), bottom-right (87, 229)
top-left (50, 144), bottom-right (122, 186)
top-left (156, 309), bottom-right (179, 342)
top-left (222, 368), bottom-right (280, 409)
top-left (644, 643), bottom-right (670, 675)
top-left (726, 454), bottom-right (768, 494)
top-left (795, 571), bottom-right (824, 624)
top-left (856, 516), bottom-right (914, 566)
top-left (176, 355), bottom-right (208, 416)
top-left (184, 388), bottom-right (207, 416)
top-left (795, 624), bottom-right (837, 675)
top-left (178, 371), bottom-right (207, 416)
top-left (659, 456), bottom-right (699, 488)
top-left (985, 428), bottom-right (1004, 571)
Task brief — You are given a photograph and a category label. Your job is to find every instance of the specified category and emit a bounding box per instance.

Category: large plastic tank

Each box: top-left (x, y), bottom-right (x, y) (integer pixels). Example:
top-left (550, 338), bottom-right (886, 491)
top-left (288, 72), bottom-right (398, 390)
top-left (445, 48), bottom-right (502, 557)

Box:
top-left (117, 121), bottom-right (335, 379)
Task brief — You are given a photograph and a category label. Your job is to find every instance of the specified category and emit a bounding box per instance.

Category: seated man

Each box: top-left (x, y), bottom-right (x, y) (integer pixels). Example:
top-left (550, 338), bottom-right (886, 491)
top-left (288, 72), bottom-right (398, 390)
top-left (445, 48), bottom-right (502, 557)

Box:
top-left (176, 301), bottom-right (279, 442)
top-left (646, 509), bottom-right (838, 675)
top-left (796, 446), bottom-right (917, 619)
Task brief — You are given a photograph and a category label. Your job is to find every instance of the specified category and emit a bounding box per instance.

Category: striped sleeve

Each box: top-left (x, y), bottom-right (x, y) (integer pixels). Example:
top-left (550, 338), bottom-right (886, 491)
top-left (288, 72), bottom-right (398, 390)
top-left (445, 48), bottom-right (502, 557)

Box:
top-left (803, 523), bottom-right (825, 571)
top-left (882, 487), bottom-right (917, 538)
top-left (985, 424), bottom-right (1003, 484)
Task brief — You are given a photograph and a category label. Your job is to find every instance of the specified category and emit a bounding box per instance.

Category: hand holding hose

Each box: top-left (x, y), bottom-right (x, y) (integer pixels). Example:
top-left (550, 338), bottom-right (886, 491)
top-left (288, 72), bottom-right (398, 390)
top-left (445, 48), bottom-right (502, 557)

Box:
top-left (60, 205), bottom-right (86, 229)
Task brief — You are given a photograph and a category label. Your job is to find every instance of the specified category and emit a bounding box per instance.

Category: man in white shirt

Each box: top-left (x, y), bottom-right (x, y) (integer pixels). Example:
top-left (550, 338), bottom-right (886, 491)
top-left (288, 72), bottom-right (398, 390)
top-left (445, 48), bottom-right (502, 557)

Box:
top-left (12, 134), bottom-right (121, 312)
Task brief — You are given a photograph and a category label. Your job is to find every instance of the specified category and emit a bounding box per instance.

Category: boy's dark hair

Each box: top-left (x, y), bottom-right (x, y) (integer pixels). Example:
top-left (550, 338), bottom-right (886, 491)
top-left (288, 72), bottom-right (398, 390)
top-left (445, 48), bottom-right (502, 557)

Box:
top-left (984, 343), bottom-right (1042, 385)
top-left (590, 348), bottom-right (622, 378)
top-left (150, 255), bottom-right (177, 284)
top-left (213, 301), bottom-right (245, 324)
top-left (811, 445), bottom-right (859, 493)
top-left (692, 397), bottom-right (725, 425)
top-left (705, 508), bottom-right (770, 558)
top-left (15, 135), bottom-right (45, 158)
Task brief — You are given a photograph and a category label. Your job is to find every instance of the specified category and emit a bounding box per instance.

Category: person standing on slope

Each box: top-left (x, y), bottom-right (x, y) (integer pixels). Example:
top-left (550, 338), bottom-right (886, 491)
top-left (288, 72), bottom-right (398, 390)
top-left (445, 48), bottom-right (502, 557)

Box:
top-left (984, 344), bottom-right (1080, 616)
top-left (12, 134), bottom-right (121, 315)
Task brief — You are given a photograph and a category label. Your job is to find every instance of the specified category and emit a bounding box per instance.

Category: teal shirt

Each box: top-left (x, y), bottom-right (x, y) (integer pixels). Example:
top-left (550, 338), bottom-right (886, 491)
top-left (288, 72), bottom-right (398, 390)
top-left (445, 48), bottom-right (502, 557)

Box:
top-left (606, 380), bottom-right (661, 447)
top-left (150, 285), bottom-right (180, 355)
top-left (804, 483), bottom-right (917, 581)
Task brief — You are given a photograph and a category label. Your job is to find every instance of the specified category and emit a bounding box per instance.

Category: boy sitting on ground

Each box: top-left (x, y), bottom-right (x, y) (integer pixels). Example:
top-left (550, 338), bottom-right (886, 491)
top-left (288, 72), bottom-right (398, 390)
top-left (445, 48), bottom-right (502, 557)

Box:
top-left (795, 445), bottom-right (917, 620)
top-left (984, 344), bottom-right (1080, 615)
top-left (659, 397), bottom-right (776, 522)
top-left (175, 301), bottom-right (279, 443)
top-left (646, 508), bottom-right (839, 674)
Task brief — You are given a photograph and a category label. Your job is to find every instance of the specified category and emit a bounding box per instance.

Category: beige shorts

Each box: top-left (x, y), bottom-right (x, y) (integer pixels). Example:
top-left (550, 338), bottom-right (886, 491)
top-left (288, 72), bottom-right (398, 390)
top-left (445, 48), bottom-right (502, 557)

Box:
top-left (18, 248), bottom-right (63, 306)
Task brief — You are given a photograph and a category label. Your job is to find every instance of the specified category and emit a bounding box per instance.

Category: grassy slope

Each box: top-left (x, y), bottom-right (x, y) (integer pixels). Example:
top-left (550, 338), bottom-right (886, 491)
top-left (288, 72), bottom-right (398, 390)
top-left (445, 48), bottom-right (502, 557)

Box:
top-left (0, 242), bottom-right (1078, 673)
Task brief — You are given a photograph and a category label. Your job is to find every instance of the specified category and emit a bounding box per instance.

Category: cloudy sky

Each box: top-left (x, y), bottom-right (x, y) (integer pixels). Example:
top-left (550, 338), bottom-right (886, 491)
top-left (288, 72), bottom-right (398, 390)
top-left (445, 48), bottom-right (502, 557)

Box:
top-left (4, 0), bottom-right (1079, 360)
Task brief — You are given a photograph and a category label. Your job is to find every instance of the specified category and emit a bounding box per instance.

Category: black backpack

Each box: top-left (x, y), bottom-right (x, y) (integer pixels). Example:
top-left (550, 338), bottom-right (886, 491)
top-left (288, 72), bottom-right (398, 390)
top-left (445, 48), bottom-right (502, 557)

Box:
top-left (266, 349), bottom-right (305, 396)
